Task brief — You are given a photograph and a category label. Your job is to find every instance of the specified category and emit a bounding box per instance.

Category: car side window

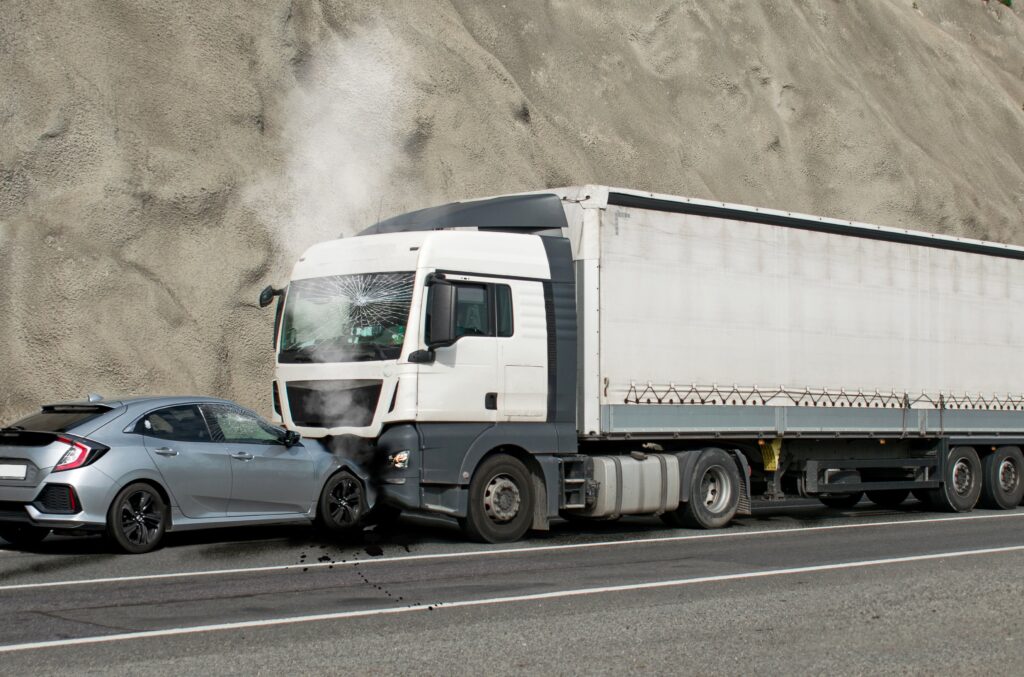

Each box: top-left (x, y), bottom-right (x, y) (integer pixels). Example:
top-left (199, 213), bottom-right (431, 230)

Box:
top-left (135, 405), bottom-right (211, 442)
top-left (201, 404), bottom-right (283, 445)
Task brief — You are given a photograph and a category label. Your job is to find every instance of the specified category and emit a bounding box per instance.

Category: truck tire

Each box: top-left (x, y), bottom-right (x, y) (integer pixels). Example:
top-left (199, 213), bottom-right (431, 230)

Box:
top-left (931, 446), bottom-right (982, 513)
top-left (461, 454), bottom-right (533, 543)
top-left (865, 489), bottom-right (910, 507)
top-left (818, 492), bottom-right (863, 509)
top-left (665, 448), bottom-right (740, 529)
top-left (979, 446), bottom-right (1024, 510)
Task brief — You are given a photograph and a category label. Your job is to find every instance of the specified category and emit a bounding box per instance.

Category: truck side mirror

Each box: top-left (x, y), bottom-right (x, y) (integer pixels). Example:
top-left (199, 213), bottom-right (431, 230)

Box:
top-left (427, 280), bottom-right (456, 348)
top-left (259, 285), bottom-right (282, 308)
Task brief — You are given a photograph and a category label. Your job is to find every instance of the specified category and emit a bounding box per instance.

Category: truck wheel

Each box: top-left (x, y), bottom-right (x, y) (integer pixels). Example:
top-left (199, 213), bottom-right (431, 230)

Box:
top-left (668, 448), bottom-right (740, 529)
top-left (818, 492), bottom-right (863, 509)
top-left (317, 471), bottom-right (366, 533)
top-left (932, 446), bottom-right (982, 512)
top-left (461, 454), bottom-right (533, 543)
top-left (865, 489), bottom-right (910, 507)
top-left (979, 446), bottom-right (1024, 510)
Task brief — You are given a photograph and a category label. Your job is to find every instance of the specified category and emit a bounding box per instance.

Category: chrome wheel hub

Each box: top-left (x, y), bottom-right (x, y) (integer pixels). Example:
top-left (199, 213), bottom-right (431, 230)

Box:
top-left (700, 466), bottom-right (732, 514)
top-left (952, 459), bottom-right (973, 496)
top-left (998, 458), bottom-right (1019, 494)
top-left (483, 474), bottom-right (521, 523)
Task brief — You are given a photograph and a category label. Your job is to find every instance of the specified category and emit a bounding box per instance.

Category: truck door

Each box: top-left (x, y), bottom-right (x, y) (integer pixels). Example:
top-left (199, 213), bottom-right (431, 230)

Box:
top-left (417, 277), bottom-right (501, 422)
top-left (497, 280), bottom-right (548, 421)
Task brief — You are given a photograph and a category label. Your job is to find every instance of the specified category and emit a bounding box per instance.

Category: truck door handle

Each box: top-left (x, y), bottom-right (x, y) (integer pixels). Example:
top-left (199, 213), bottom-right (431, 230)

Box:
top-left (485, 392), bottom-right (497, 410)
top-left (153, 447), bottom-right (178, 457)
top-left (231, 451), bottom-right (254, 461)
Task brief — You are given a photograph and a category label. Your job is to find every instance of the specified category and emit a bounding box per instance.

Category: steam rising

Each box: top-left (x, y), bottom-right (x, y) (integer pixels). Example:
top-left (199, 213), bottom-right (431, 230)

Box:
top-left (246, 28), bottom-right (421, 448)
top-left (246, 26), bottom-right (417, 262)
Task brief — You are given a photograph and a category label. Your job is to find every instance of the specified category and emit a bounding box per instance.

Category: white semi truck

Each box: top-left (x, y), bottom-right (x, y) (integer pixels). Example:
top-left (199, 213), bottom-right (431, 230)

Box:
top-left (261, 186), bottom-right (1024, 542)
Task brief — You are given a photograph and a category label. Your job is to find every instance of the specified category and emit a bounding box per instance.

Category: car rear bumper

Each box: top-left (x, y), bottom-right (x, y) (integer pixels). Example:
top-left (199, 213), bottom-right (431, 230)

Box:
top-left (0, 502), bottom-right (104, 531)
top-left (0, 466), bottom-right (114, 531)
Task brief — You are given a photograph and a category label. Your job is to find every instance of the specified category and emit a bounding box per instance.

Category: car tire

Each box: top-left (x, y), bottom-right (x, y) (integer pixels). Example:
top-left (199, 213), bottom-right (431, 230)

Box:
top-left (317, 471), bottom-right (366, 533)
top-left (106, 482), bottom-right (168, 554)
top-left (865, 489), bottom-right (910, 507)
top-left (932, 446), bottom-right (982, 513)
top-left (818, 492), bottom-right (864, 509)
top-left (461, 454), bottom-right (533, 544)
top-left (979, 446), bottom-right (1024, 510)
top-left (0, 524), bottom-right (50, 548)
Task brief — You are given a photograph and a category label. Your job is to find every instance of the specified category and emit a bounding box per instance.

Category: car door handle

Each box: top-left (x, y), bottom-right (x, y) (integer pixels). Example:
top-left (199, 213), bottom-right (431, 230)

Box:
top-left (153, 447), bottom-right (178, 457)
top-left (231, 452), bottom-right (254, 461)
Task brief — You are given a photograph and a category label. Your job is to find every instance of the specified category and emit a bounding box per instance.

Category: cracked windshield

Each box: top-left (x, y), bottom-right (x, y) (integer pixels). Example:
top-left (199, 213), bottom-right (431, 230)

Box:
top-left (280, 272), bottom-right (415, 362)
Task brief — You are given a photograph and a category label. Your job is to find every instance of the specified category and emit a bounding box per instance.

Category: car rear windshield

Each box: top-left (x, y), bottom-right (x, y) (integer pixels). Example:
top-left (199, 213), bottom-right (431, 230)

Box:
top-left (7, 406), bottom-right (111, 433)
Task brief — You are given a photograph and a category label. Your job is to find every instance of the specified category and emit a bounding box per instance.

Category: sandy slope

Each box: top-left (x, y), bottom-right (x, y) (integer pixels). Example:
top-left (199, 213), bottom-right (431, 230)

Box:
top-left (0, 0), bottom-right (1021, 420)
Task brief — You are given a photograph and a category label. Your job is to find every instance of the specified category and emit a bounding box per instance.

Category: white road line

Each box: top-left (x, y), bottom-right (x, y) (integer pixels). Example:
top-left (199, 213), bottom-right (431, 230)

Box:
top-left (1, 510), bottom-right (1022, 593)
top-left (1, 543), bottom-right (1022, 654)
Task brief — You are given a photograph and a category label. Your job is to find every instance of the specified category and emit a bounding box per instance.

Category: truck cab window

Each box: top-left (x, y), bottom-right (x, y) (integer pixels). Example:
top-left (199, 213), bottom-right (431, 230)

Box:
top-left (455, 285), bottom-right (490, 337)
top-left (495, 284), bottom-right (513, 337)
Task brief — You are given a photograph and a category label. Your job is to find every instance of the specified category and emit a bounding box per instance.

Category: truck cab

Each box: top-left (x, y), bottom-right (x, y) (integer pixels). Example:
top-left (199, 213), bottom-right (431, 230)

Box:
top-left (268, 192), bottom-right (581, 542)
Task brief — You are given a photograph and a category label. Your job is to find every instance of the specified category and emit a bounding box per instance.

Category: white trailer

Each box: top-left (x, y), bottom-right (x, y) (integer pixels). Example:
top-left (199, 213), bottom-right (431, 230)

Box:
top-left (263, 186), bottom-right (1024, 542)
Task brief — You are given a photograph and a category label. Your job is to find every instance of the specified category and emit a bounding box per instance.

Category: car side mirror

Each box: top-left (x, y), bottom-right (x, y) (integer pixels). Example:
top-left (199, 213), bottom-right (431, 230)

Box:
top-left (259, 285), bottom-right (282, 308)
top-left (282, 430), bottom-right (301, 447)
top-left (426, 280), bottom-right (456, 348)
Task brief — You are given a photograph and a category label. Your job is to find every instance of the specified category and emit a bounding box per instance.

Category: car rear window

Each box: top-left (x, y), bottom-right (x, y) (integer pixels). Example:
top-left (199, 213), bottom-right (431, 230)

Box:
top-left (8, 406), bottom-right (111, 433)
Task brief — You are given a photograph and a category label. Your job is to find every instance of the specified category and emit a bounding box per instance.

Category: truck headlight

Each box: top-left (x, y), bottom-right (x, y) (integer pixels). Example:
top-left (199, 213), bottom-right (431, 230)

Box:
top-left (388, 450), bottom-right (410, 469)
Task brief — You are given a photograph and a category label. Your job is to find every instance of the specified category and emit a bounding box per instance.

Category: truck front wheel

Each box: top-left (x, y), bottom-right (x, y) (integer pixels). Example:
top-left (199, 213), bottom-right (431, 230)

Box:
top-left (931, 446), bottom-right (982, 512)
top-left (664, 448), bottom-right (740, 529)
top-left (461, 454), bottom-right (534, 543)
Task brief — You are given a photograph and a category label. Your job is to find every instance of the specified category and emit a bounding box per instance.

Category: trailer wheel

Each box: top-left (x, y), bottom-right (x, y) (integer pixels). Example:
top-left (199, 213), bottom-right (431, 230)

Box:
top-left (979, 446), bottom-right (1024, 510)
top-left (931, 446), bottom-right (982, 512)
top-left (817, 492), bottom-right (863, 509)
top-left (666, 448), bottom-right (740, 529)
top-left (461, 454), bottom-right (533, 543)
top-left (865, 489), bottom-right (910, 507)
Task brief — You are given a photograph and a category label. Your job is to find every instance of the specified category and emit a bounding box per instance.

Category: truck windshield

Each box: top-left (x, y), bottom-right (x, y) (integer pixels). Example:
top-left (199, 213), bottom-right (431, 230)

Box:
top-left (279, 272), bottom-right (415, 363)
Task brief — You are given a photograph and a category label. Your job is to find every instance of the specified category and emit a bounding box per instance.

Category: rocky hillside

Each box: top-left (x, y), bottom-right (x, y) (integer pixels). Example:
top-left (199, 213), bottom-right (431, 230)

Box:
top-left (1, 0), bottom-right (1022, 420)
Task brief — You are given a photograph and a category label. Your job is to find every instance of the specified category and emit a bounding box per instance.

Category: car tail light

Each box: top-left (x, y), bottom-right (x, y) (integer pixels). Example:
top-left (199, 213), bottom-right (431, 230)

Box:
top-left (53, 436), bottom-right (109, 472)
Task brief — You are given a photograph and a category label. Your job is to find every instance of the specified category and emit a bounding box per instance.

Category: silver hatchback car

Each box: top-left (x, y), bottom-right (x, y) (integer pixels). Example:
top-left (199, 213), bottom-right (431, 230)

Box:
top-left (0, 396), bottom-right (375, 553)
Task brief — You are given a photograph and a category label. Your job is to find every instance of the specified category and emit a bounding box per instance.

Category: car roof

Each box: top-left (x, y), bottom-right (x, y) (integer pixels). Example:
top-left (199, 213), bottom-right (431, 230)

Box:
top-left (41, 395), bottom-right (238, 410)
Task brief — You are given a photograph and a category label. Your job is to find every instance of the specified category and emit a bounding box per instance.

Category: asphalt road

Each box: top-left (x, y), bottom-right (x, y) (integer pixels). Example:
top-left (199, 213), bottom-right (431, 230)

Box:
top-left (1, 499), bottom-right (1023, 675)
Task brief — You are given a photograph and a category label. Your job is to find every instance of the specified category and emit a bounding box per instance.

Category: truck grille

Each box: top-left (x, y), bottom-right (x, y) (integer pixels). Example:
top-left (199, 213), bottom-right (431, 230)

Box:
top-left (286, 380), bottom-right (383, 428)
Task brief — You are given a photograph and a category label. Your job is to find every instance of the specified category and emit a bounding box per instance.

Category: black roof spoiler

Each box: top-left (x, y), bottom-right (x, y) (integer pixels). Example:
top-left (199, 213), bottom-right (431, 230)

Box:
top-left (357, 193), bottom-right (569, 237)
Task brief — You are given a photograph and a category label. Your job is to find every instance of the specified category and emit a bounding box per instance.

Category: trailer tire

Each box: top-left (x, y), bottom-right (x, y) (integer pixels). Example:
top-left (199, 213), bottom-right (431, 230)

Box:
top-left (668, 448), bottom-right (740, 529)
top-left (865, 489), bottom-right (910, 507)
top-left (461, 454), bottom-right (533, 543)
top-left (932, 446), bottom-right (982, 513)
top-left (979, 446), bottom-right (1024, 510)
top-left (817, 492), bottom-right (863, 509)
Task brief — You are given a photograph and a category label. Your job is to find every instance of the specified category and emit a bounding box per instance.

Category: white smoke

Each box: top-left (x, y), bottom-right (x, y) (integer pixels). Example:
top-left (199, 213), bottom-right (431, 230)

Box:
top-left (246, 26), bottom-right (416, 262)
